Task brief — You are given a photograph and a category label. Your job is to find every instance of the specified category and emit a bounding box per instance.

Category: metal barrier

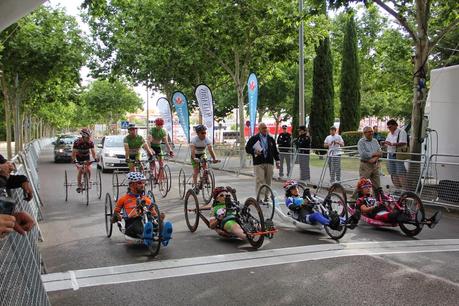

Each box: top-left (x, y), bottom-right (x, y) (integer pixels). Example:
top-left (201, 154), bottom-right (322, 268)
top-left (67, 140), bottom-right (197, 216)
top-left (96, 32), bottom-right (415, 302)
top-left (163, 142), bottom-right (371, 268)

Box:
top-left (0, 138), bottom-right (52, 306)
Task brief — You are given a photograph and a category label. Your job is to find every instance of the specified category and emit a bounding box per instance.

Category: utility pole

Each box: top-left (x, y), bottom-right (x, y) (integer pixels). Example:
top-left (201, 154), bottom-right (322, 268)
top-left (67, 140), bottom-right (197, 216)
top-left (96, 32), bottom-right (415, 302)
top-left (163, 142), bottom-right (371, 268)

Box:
top-left (298, 0), bottom-right (305, 126)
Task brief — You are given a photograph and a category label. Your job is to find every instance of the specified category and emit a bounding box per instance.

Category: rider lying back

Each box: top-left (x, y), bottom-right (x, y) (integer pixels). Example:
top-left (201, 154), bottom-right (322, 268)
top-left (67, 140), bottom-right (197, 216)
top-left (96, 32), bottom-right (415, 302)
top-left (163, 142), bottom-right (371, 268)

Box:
top-left (208, 186), bottom-right (246, 240)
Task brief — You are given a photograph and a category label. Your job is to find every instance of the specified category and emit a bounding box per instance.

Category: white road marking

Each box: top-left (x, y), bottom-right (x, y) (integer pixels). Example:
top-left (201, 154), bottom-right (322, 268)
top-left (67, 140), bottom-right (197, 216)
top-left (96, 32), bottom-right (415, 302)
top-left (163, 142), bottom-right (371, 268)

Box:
top-left (42, 239), bottom-right (459, 292)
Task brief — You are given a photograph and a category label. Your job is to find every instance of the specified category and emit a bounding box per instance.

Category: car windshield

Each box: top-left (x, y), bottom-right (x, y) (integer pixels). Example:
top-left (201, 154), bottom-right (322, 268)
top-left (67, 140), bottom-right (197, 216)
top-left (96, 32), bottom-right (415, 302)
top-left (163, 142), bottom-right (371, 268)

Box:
top-left (57, 137), bottom-right (77, 144)
top-left (104, 137), bottom-right (124, 148)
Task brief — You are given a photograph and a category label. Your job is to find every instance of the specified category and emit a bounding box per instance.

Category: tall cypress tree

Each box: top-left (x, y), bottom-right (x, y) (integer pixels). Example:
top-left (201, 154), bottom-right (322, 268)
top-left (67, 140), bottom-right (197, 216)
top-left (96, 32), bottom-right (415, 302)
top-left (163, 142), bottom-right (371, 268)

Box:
top-left (310, 37), bottom-right (334, 150)
top-left (339, 11), bottom-right (360, 132)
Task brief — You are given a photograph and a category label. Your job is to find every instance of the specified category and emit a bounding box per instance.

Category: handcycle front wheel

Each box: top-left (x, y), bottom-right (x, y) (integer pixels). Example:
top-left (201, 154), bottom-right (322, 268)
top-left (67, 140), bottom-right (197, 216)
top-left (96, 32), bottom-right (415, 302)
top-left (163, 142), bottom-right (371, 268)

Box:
top-left (178, 169), bottom-right (187, 200)
top-left (96, 169), bottom-right (102, 199)
top-left (148, 203), bottom-right (162, 257)
top-left (112, 172), bottom-right (120, 201)
top-left (147, 190), bottom-right (157, 204)
top-left (105, 193), bottom-right (113, 238)
top-left (64, 170), bottom-right (68, 202)
top-left (242, 197), bottom-right (265, 249)
top-left (184, 189), bottom-right (200, 232)
top-left (84, 172), bottom-right (90, 206)
top-left (256, 184), bottom-right (276, 221)
top-left (323, 192), bottom-right (348, 240)
top-left (201, 169), bottom-right (215, 204)
top-left (398, 191), bottom-right (424, 237)
top-left (164, 164), bottom-right (172, 193)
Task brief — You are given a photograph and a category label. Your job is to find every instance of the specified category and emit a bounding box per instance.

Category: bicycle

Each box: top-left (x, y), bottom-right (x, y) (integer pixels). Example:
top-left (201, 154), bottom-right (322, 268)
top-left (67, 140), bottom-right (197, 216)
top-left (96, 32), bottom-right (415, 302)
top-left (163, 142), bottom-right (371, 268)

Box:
top-left (148, 154), bottom-right (172, 198)
top-left (64, 160), bottom-right (102, 205)
top-left (178, 158), bottom-right (220, 204)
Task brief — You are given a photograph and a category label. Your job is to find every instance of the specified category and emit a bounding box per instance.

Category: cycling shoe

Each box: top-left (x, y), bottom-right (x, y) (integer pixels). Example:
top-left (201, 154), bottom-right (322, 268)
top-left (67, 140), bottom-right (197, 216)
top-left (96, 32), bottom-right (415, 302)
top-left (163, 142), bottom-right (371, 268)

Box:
top-left (161, 221), bottom-right (173, 246)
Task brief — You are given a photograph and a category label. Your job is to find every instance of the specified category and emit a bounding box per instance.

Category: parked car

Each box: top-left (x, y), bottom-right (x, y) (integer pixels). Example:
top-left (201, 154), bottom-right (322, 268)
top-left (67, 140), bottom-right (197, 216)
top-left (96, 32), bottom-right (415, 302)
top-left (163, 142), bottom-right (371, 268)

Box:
top-left (53, 135), bottom-right (78, 163)
top-left (97, 135), bottom-right (148, 173)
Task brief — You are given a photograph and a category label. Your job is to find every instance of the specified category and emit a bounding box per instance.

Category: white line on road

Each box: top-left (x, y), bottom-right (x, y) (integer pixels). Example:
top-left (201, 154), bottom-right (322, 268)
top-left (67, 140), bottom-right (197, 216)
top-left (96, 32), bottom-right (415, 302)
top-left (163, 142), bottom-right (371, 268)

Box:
top-left (42, 239), bottom-right (459, 292)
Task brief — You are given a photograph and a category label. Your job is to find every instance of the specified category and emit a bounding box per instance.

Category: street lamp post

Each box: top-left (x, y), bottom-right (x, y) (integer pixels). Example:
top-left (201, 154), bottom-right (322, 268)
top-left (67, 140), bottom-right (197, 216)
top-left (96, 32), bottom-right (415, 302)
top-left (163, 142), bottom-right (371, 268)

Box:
top-left (298, 0), bottom-right (305, 126)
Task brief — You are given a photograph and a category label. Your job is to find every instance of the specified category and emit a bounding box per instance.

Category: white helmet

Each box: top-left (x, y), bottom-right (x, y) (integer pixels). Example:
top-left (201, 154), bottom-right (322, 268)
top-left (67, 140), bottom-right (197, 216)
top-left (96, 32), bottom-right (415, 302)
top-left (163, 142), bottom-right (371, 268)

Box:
top-left (126, 172), bottom-right (146, 183)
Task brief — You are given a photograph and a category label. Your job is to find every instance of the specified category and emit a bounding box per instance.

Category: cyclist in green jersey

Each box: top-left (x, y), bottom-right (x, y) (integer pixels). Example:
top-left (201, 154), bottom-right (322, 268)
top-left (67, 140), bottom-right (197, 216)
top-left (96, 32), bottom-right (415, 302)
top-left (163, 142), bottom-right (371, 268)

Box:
top-left (124, 124), bottom-right (154, 171)
top-left (148, 118), bottom-right (174, 169)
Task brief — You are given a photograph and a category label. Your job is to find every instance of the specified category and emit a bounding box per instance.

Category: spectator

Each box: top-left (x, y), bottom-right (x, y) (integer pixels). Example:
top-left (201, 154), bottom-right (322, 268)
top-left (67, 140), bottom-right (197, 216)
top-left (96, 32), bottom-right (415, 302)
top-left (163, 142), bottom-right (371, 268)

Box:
top-left (0, 155), bottom-right (33, 201)
top-left (245, 122), bottom-right (280, 194)
top-left (0, 212), bottom-right (35, 237)
top-left (276, 125), bottom-right (292, 179)
top-left (373, 125), bottom-right (386, 145)
top-left (324, 126), bottom-right (344, 183)
top-left (384, 119), bottom-right (407, 189)
top-left (293, 125), bottom-right (311, 182)
top-left (357, 126), bottom-right (382, 191)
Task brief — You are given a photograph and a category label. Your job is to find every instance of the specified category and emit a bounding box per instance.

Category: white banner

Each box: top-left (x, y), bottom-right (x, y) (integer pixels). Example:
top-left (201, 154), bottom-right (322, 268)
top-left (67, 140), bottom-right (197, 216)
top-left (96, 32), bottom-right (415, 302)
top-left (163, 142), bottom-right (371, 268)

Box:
top-left (195, 84), bottom-right (214, 143)
top-left (156, 97), bottom-right (173, 142)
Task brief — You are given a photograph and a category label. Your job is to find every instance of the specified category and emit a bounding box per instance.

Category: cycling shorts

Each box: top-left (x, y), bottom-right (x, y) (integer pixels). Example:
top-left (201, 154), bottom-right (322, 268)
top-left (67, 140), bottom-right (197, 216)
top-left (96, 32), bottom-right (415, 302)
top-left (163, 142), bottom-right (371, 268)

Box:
top-left (151, 144), bottom-right (163, 157)
top-left (191, 153), bottom-right (206, 168)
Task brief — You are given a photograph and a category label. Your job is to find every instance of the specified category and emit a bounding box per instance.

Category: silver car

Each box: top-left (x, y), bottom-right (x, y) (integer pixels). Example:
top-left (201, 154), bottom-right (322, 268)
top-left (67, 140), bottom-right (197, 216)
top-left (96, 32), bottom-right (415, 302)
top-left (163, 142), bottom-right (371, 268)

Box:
top-left (97, 135), bottom-right (147, 173)
top-left (53, 135), bottom-right (78, 162)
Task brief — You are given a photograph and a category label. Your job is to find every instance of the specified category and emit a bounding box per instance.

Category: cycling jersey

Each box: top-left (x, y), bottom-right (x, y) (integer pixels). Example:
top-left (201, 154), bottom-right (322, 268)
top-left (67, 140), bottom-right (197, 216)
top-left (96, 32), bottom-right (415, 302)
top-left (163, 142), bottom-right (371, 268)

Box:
top-left (124, 135), bottom-right (144, 156)
top-left (150, 127), bottom-right (166, 141)
top-left (211, 202), bottom-right (237, 232)
top-left (114, 193), bottom-right (155, 219)
top-left (73, 138), bottom-right (94, 161)
top-left (191, 136), bottom-right (211, 155)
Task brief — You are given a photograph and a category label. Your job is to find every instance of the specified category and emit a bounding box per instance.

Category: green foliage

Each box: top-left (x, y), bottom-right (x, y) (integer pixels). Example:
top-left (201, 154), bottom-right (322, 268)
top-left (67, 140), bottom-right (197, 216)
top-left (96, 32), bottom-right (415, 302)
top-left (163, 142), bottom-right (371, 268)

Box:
top-left (339, 11), bottom-right (360, 132)
top-left (310, 37), bottom-right (335, 150)
top-left (340, 131), bottom-right (363, 146)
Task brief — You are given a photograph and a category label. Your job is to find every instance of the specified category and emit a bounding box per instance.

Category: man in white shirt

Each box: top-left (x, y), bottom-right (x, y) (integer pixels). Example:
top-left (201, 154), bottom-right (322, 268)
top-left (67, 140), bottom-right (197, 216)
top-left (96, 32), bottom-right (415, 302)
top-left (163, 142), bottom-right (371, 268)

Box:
top-left (384, 119), bottom-right (407, 189)
top-left (324, 126), bottom-right (344, 183)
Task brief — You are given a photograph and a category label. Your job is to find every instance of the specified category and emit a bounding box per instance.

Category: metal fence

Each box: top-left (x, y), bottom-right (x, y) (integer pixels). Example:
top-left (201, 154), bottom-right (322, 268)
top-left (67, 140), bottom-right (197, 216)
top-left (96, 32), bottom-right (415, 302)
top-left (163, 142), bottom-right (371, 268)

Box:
top-left (0, 138), bottom-right (52, 306)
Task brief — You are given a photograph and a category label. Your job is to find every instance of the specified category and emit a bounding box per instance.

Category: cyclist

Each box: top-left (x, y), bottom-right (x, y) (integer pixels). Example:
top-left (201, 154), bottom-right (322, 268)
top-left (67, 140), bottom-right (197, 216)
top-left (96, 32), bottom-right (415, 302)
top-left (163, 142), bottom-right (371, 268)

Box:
top-left (148, 118), bottom-right (174, 167)
top-left (124, 124), bottom-right (154, 172)
top-left (112, 172), bottom-right (173, 244)
top-left (72, 128), bottom-right (98, 193)
top-left (209, 186), bottom-right (246, 240)
top-left (190, 125), bottom-right (219, 193)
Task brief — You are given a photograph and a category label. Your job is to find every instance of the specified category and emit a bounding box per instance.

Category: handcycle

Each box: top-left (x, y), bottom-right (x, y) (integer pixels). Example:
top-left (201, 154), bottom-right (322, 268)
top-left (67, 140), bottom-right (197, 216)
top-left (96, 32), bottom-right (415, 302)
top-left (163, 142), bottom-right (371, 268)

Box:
top-left (147, 153), bottom-right (172, 198)
top-left (178, 158), bottom-right (220, 204)
top-left (112, 159), bottom-right (151, 200)
top-left (64, 160), bottom-right (102, 205)
top-left (183, 187), bottom-right (277, 249)
top-left (345, 185), bottom-right (438, 237)
top-left (257, 183), bottom-right (352, 240)
top-left (104, 190), bottom-right (166, 257)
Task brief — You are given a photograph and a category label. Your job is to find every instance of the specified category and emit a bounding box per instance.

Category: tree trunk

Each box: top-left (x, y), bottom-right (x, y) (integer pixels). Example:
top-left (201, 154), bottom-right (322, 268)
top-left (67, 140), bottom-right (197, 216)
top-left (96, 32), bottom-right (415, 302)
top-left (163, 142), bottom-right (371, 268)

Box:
top-left (1, 75), bottom-right (13, 159)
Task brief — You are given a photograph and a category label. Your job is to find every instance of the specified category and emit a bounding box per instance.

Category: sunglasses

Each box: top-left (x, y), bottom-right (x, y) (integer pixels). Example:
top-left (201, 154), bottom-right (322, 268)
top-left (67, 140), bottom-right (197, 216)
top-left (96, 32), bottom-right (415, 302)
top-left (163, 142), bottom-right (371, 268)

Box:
top-left (217, 192), bottom-right (230, 197)
top-left (361, 184), bottom-right (372, 189)
top-left (135, 181), bottom-right (145, 184)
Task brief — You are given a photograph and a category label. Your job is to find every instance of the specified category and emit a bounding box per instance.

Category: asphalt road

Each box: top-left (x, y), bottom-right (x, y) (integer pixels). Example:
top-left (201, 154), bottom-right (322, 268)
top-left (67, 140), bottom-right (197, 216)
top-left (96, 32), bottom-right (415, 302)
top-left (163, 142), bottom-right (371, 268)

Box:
top-left (37, 146), bottom-right (459, 305)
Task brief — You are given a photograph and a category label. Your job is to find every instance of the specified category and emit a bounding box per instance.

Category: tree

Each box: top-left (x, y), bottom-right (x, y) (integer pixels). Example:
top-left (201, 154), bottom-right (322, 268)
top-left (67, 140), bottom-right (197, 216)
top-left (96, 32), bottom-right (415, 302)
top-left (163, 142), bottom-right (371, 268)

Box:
top-left (310, 37), bottom-right (335, 150)
top-left (339, 11), bottom-right (360, 132)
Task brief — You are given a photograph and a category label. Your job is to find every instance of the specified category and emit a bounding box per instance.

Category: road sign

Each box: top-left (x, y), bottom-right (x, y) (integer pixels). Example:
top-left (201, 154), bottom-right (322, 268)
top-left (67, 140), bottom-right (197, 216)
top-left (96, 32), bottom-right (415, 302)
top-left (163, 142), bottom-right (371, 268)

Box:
top-left (120, 121), bottom-right (129, 129)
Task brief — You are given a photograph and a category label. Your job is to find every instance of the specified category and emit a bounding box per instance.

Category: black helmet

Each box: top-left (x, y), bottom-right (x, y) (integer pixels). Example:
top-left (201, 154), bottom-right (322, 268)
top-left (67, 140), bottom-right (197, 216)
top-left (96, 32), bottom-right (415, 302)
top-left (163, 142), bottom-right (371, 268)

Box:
top-left (195, 124), bottom-right (207, 133)
top-left (127, 123), bottom-right (137, 130)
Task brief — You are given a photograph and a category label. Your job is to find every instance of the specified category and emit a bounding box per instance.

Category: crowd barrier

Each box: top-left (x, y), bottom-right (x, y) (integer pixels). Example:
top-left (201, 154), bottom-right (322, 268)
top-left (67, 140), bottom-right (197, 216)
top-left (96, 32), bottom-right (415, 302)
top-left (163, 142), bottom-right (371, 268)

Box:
top-left (0, 138), bottom-right (52, 306)
top-left (170, 143), bottom-right (458, 209)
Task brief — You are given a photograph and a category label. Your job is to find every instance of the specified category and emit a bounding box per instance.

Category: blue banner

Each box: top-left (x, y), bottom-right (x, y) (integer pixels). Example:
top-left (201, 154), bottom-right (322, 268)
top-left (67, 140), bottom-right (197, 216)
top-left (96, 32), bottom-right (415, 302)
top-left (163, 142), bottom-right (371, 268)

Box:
top-left (247, 73), bottom-right (258, 136)
top-left (172, 91), bottom-right (190, 143)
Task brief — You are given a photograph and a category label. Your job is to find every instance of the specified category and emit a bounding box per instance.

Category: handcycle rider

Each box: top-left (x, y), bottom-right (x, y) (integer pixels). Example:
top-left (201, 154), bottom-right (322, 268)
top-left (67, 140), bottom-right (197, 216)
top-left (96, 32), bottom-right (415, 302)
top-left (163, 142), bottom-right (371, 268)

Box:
top-left (112, 172), bottom-right (173, 244)
top-left (124, 124), bottom-right (154, 172)
top-left (190, 125), bottom-right (219, 194)
top-left (72, 128), bottom-right (99, 193)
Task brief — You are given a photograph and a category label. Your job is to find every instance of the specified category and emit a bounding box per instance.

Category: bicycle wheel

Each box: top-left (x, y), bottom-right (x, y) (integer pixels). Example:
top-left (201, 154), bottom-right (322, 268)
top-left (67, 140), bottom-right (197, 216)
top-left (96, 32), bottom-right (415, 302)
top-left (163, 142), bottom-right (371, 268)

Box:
top-left (64, 170), bottom-right (68, 202)
top-left (324, 192), bottom-right (348, 240)
top-left (184, 189), bottom-right (200, 232)
top-left (158, 167), bottom-right (169, 198)
top-left (201, 169), bottom-right (215, 204)
top-left (256, 184), bottom-right (276, 221)
top-left (96, 169), bottom-right (102, 199)
top-left (398, 191), bottom-right (424, 237)
top-left (148, 203), bottom-right (162, 257)
top-left (178, 168), bottom-right (186, 199)
top-left (105, 193), bottom-right (113, 237)
top-left (164, 164), bottom-right (172, 193)
top-left (243, 197), bottom-right (265, 249)
top-left (147, 190), bottom-right (157, 204)
top-left (83, 172), bottom-right (89, 206)
top-left (112, 172), bottom-right (119, 201)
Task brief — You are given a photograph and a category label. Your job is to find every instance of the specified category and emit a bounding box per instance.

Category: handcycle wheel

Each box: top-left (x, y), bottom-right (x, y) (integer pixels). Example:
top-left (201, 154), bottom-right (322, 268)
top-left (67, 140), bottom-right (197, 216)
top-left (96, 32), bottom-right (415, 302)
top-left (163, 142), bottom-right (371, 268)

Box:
top-left (242, 197), bottom-right (265, 249)
top-left (158, 166), bottom-right (169, 198)
top-left (178, 168), bottom-right (186, 200)
top-left (64, 170), bottom-right (68, 202)
top-left (148, 203), bottom-right (162, 257)
top-left (201, 169), bottom-right (215, 204)
top-left (184, 189), bottom-right (200, 232)
top-left (96, 169), bottom-right (102, 199)
top-left (398, 191), bottom-right (424, 237)
top-left (104, 193), bottom-right (113, 238)
top-left (84, 172), bottom-right (89, 206)
top-left (164, 164), bottom-right (172, 193)
top-left (112, 172), bottom-right (119, 201)
top-left (147, 190), bottom-right (157, 204)
top-left (323, 192), bottom-right (348, 240)
top-left (256, 184), bottom-right (276, 221)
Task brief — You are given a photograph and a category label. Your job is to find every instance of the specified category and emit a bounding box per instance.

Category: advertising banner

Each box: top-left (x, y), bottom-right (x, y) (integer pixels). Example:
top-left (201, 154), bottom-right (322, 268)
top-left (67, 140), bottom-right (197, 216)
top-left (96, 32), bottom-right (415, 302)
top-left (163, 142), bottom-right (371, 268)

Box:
top-left (172, 91), bottom-right (190, 143)
top-left (247, 73), bottom-right (258, 136)
top-left (194, 84), bottom-right (214, 143)
top-left (156, 97), bottom-right (173, 142)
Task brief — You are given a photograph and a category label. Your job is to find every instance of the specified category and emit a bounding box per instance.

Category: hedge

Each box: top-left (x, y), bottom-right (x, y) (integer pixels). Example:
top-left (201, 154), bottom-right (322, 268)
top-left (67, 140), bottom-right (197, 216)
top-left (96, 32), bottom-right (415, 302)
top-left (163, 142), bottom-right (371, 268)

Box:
top-left (341, 130), bottom-right (388, 146)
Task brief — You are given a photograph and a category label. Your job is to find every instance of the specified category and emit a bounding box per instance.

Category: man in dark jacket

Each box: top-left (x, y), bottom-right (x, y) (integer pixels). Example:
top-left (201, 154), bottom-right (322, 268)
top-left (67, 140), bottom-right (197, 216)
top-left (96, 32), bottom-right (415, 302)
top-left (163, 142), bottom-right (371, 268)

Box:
top-left (277, 125), bottom-right (292, 178)
top-left (245, 122), bottom-right (280, 194)
top-left (293, 125), bottom-right (311, 182)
